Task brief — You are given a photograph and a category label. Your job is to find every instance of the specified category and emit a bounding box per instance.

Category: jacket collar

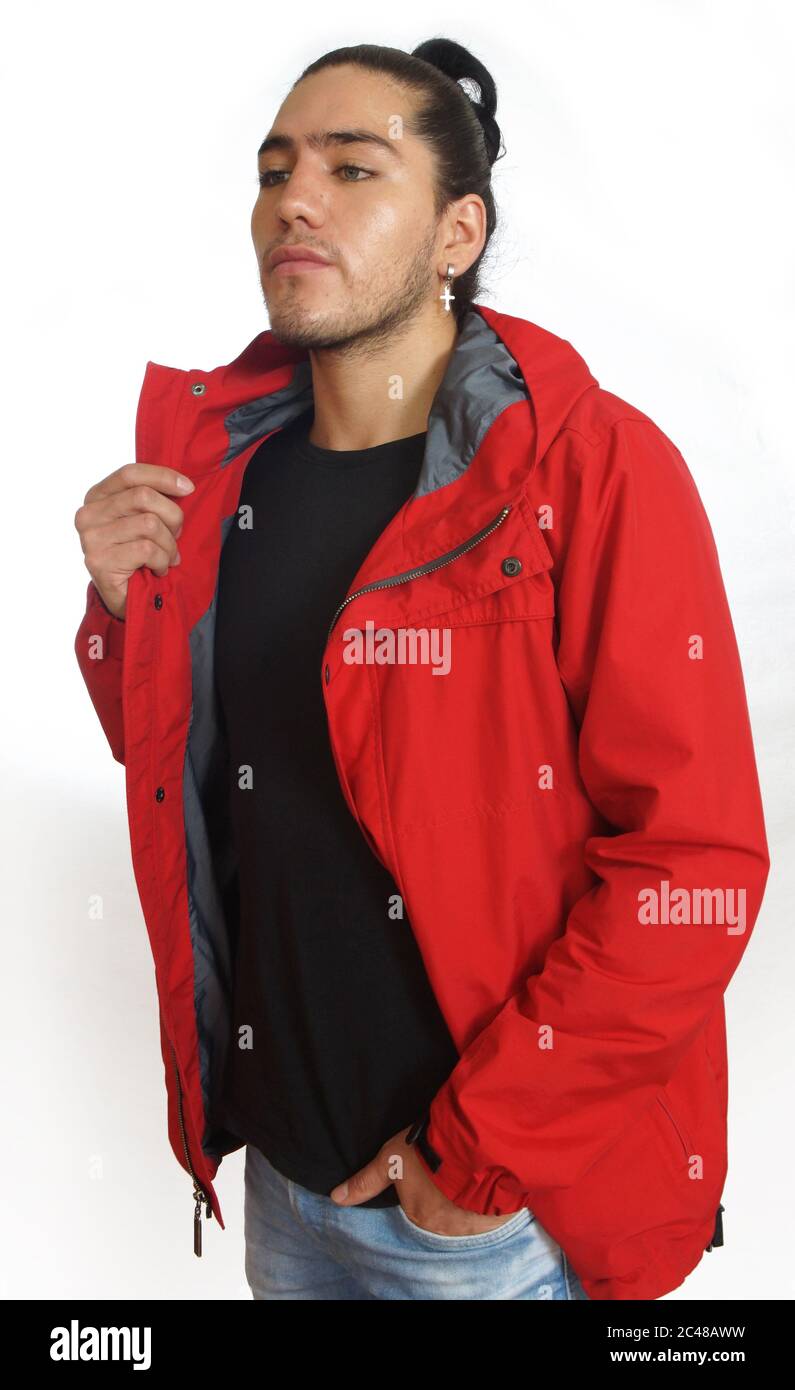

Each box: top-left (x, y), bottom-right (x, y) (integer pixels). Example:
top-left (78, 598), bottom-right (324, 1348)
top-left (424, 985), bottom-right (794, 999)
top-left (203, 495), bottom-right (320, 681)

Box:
top-left (219, 305), bottom-right (544, 500)
top-left (158, 302), bottom-right (598, 503)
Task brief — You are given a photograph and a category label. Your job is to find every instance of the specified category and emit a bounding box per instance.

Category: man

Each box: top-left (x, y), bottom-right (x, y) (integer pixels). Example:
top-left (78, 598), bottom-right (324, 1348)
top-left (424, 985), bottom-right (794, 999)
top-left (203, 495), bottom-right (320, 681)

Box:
top-left (74, 39), bottom-right (769, 1301)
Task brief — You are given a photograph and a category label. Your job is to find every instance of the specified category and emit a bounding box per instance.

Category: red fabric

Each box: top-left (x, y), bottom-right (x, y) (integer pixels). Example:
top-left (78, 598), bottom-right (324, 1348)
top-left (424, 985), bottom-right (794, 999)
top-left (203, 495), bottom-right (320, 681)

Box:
top-left (74, 580), bottom-right (126, 763)
top-left (74, 306), bottom-right (769, 1297)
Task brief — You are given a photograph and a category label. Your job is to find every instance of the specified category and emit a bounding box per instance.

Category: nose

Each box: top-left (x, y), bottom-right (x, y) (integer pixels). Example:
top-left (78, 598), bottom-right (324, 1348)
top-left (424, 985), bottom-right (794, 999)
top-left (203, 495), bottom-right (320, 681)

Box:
top-left (271, 155), bottom-right (327, 230)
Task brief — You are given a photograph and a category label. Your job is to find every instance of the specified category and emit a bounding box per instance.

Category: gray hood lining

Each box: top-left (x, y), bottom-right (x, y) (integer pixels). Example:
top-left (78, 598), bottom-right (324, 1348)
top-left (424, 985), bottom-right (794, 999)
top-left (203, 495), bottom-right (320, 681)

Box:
top-left (221, 307), bottom-right (529, 499)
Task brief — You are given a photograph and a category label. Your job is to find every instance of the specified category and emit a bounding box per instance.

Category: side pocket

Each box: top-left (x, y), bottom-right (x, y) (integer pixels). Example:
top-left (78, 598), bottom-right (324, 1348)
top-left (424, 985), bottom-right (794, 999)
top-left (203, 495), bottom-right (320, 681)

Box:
top-left (656, 1092), bottom-right (694, 1162)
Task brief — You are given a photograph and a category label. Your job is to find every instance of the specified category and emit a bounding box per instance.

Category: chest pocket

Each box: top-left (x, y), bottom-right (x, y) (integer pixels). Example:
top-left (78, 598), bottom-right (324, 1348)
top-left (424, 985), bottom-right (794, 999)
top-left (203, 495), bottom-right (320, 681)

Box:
top-left (361, 493), bottom-right (559, 840)
top-left (363, 491), bottom-right (555, 636)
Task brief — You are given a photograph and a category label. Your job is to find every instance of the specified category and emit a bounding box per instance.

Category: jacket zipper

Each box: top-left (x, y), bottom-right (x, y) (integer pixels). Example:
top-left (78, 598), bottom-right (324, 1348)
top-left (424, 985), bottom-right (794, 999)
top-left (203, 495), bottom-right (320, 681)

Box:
top-left (169, 1039), bottom-right (212, 1256)
top-left (170, 502), bottom-right (512, 1256)
top-left (325, 504), bottom-right (512, 646)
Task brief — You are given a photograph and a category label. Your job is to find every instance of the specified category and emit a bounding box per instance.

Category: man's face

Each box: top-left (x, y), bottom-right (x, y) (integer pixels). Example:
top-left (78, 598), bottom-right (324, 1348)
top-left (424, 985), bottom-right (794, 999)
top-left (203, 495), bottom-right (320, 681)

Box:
top-left (252, 65), bottom-right (446, 350)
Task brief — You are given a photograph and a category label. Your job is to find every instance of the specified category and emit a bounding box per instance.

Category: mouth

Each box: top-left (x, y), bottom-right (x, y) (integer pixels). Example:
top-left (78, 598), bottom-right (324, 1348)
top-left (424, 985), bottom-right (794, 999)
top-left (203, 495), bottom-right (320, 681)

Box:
top-left (271, 259), bottom-right (333, 277)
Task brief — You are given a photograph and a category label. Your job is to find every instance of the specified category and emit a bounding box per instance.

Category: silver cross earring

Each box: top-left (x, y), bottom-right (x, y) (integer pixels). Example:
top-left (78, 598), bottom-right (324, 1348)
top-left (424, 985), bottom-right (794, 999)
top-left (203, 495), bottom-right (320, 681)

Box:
top-left (440, 263), bottom-right (455, 312)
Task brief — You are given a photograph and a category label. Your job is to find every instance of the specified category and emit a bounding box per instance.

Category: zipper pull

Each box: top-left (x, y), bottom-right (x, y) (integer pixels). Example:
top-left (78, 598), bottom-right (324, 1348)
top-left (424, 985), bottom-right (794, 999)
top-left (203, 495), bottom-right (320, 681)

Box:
top-left (193, 1184), bottom-right (204, 1257)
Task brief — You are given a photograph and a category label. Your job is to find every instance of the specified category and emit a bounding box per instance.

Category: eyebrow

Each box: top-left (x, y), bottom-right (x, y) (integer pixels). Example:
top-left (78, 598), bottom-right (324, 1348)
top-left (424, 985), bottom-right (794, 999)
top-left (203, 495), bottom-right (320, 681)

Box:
top-left (257, 128), bottom-right (403, 161)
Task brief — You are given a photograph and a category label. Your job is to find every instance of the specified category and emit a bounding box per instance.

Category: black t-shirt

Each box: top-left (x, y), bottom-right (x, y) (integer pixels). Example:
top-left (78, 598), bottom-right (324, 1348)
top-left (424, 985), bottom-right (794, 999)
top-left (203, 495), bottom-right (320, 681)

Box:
top-left (212, 411), bottom-right (459, 1207)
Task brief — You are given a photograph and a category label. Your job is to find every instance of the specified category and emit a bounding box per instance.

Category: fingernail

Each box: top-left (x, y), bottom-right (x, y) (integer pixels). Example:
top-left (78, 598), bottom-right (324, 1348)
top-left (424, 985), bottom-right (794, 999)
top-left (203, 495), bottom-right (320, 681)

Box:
top-left (331, 1183), bottom-right (348, 1202)
top-left (174, 551), bottom-right (181, 564)
top-left (176, 475), bottom-right (195, 492)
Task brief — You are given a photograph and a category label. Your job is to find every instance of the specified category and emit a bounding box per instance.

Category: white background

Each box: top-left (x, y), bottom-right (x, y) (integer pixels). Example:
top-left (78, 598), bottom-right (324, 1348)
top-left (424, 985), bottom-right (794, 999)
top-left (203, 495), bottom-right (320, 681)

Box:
top-left (2, 0), bottom-right (791, 1300)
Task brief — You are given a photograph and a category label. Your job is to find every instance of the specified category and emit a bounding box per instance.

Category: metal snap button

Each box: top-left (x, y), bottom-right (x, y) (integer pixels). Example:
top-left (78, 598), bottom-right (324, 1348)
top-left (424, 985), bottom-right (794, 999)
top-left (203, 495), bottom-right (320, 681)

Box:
top-left (501, 556), bottom-right (522, 577)
top-left (191, 382), bottom-right (206, 396)
top-left (155, 786), bottom-right (165, 802)
top-left (154, 594), bottom-right (163, 610)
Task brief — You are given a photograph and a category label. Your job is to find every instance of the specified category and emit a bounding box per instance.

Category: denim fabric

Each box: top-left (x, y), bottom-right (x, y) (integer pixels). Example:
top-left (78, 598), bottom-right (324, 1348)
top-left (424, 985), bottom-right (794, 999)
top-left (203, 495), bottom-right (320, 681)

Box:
top-left (243, 1143), bottom-right (590, 1301)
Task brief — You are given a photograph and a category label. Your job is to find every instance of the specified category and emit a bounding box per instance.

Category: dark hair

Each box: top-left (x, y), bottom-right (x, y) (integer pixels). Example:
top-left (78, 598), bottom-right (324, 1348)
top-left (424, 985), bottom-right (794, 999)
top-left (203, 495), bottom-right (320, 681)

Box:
top-left (294, 38), bottom-right (504, 327)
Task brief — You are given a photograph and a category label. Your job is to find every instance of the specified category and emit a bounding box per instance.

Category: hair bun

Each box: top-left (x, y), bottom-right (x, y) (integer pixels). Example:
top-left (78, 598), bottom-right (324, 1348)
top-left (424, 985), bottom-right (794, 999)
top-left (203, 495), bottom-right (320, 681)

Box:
top-left (412, 37), bottom-right (502, 165)
top-left (467, 97), bottom-right (501, 165)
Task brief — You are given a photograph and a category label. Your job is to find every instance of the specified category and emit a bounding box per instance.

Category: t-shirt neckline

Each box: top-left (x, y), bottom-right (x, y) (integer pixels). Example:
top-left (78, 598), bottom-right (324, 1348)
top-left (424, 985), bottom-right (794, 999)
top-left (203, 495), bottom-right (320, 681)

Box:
top-left (290, 413), bottom-right (427, 469)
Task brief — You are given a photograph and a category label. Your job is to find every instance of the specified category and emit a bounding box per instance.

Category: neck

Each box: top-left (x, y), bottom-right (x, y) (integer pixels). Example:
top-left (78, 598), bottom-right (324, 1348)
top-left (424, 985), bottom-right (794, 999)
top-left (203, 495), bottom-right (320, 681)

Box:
top-left (305, 304), bottom-right (460, 451)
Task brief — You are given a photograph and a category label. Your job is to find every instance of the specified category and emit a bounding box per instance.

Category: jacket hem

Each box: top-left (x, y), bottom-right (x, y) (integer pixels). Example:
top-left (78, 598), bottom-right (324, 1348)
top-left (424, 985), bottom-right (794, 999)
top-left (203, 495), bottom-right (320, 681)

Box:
top-left (414, 1114), bottom-right (718, 1301)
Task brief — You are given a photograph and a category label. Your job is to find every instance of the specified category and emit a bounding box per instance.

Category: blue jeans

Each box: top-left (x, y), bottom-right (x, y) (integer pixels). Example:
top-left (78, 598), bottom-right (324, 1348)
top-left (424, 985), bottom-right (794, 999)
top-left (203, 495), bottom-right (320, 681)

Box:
top-left (243, 1143), bottom-right (590, 1300)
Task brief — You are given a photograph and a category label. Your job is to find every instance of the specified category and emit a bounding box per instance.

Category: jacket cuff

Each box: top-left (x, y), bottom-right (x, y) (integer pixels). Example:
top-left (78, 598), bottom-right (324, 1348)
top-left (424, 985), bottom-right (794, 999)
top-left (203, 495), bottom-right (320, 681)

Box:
top-left (405, 1110), bottom-right (479, 1205)
top-left (407, 1100), bottom-right (530, 1216)
top-left (405, 1109), bottom-right (492, 1211)
top-left (87, 581), bottom-right (126, 661)
top-left (405, 1112), bottom-right (443, 1173)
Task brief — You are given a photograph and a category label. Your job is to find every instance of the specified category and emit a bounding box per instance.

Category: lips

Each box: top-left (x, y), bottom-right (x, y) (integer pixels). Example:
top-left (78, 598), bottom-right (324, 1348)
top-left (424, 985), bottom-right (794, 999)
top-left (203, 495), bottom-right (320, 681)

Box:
top-left (271, 259), bottom-right (332, 277)
top-left (269, 246), bottom-right (331, 270)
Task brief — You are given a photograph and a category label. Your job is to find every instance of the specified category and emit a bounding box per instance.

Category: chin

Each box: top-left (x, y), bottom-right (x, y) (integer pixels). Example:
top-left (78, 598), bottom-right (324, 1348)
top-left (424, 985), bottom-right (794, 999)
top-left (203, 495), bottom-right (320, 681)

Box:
top-left (266, 304), bottom-right (357, 351)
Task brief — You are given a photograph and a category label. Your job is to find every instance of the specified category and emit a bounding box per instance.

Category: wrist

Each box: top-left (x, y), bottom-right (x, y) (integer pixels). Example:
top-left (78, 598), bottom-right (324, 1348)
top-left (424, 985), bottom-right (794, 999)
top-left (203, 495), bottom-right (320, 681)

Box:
top-left (92, 581), bottom-right (125, 623)
top-left (405, 1111), bottom-right (443, 1173)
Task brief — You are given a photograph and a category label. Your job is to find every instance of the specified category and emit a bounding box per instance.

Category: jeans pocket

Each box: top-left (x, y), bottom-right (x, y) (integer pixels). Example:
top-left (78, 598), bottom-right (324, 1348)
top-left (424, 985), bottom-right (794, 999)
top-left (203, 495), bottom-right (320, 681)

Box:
top-left (395, 1201), bottom-right (533, 1249)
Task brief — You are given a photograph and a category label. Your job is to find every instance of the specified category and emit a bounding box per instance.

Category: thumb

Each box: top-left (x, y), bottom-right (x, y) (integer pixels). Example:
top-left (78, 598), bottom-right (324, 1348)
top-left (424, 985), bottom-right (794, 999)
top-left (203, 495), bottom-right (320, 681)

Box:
top-left (330, 1151), bottom-right (395, 1206)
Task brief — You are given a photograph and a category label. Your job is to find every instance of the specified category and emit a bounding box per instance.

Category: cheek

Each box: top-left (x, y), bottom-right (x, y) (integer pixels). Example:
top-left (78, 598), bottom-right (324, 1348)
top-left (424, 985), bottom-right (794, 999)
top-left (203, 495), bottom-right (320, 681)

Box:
top-left (250, 204), bottom-right (263, 248)
top-left (345, 203), bottom-right (425, 280)
top-left (366, 200), bottom-right (414, 252)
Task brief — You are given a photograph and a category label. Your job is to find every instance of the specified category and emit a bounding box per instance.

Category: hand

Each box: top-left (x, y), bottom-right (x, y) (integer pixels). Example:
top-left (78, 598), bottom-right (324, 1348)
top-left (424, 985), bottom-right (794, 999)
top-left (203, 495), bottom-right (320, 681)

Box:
top-left (74, 463), bottom-right (196, 620)
top-left (329, 1126), bottom-right (524, 1236)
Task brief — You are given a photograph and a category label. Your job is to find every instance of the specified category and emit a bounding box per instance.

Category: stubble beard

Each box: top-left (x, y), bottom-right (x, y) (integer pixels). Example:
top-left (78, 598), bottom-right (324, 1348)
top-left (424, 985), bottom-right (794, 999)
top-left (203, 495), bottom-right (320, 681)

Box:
top-left (262, 225), bottom-right (441, 359)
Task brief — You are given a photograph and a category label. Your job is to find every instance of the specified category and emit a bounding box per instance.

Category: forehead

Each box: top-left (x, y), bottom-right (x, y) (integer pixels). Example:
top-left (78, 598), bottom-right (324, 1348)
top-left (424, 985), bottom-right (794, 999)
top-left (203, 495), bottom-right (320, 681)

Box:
top-left (262, 64), bottom-right (422, 154)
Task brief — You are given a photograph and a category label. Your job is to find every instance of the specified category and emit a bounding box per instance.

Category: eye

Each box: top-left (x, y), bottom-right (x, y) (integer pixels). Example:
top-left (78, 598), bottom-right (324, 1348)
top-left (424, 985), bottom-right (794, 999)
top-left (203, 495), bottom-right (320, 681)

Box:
top-left (257, 163), bottom-right (373, 189)
top-left (337, 164), bottom-right (373, 182)
top-left (258, 170), bottom-right (286, 188)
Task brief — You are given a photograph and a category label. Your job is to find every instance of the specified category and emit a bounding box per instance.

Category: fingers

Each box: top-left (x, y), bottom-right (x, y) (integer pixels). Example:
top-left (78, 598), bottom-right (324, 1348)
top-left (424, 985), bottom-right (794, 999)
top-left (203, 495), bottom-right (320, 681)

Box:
top-left (104, 536), bottom-right (178, 580)
top-left (82, 511), bottom-right (181, 578)
top-left (75, 481), bottom-right (189, 555)
top-left (82, 463), bottom-right (195, 508)
top-left (84, 462), bottom-right (196, 505)
top-left (75, 464), bottom-right (195, 620)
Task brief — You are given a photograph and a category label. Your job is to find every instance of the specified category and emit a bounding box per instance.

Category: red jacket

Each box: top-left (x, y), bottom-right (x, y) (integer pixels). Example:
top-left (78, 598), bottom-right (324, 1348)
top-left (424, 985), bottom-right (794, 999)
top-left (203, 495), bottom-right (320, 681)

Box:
top-left (75, 304), bottom-right (769, 1300)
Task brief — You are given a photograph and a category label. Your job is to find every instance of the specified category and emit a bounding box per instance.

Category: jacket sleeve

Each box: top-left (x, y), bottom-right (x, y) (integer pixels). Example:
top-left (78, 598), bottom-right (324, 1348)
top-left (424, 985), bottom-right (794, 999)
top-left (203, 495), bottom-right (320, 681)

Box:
top-left (417, 415), bottom-right (770, 1212)
top-left (74, 579), bottom-right (127, 765)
